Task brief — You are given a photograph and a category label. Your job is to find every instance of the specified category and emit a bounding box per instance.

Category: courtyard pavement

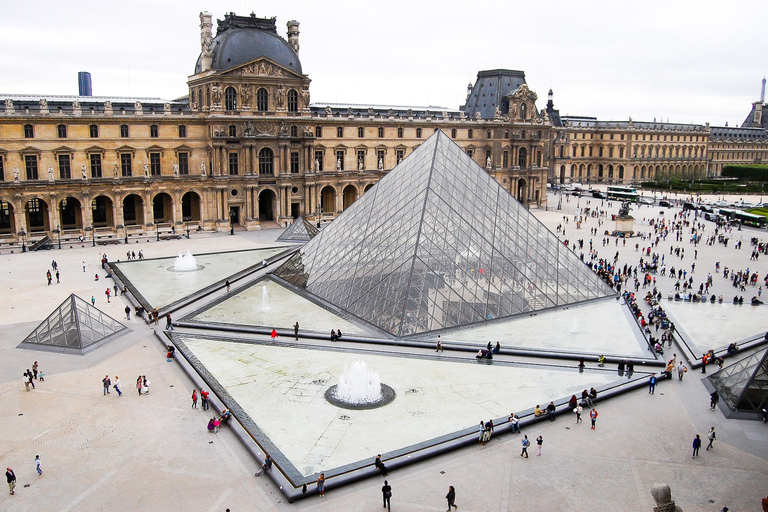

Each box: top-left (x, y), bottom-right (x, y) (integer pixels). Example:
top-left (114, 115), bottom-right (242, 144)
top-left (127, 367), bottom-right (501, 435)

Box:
top-left (1, 192), bottom-right (767, 512)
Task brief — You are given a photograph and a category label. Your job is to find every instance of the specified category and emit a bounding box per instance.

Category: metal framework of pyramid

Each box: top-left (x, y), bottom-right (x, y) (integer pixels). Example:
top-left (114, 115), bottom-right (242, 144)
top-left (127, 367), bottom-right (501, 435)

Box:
top-left (274, 130), bottom-right (614, 338)
top-left (276, 215), bottom-right (319, 243)
top-left (18, 294), bottom-right (129, 355)
top-left (708, 348), bottom-right (768, 414)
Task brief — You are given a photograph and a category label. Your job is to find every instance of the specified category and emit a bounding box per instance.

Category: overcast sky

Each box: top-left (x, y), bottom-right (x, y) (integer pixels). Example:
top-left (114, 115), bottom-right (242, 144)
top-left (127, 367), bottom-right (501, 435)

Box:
top-left (2, 0), bottom-right (765, 127)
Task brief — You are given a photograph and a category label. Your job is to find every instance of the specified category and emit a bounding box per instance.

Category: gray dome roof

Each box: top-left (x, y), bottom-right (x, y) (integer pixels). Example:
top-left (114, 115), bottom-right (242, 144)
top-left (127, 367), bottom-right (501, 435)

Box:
top-left (194, 14), bottom-right (302, 75)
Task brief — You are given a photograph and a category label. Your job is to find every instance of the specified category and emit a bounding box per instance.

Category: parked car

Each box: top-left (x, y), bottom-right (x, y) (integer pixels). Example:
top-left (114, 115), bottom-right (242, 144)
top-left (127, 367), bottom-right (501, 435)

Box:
top-left (639, 197), bottom-right (654, 205)
top-left (658, 200), bottom-right (673, 207)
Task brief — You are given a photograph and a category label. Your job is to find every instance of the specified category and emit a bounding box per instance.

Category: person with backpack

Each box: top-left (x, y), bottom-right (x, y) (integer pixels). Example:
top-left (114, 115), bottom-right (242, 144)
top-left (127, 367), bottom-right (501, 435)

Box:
top-left (706, 427), bottom-right (716, 450)
top-left (520, 435), bottom-right (530, 457)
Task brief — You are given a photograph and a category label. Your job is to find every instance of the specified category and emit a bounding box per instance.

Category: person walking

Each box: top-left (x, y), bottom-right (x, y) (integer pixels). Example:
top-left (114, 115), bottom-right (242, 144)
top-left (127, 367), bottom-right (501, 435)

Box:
top-left (575, 404), bottom-right (583, 423)
top-left (6, 467), bottom-right (16, 495)
top-left (521, 435), bottom-right (530, 457)
top-left (113, 376), bottom-right (122, 396)
top-left (56, 270), bottom-right (60, 283)
top-left (165, 314), bottom-right (173, 331)
top-left (105, 288), bottom-right (110, 303)
top-left (32, 361), bottom-right (39, 380)
top-left (136, 376), bottom-right (143, 396)
top-left (478, 421), bottom-right (486, 445)
top-left (649, 374), bottom-right (657, 394)
top-left (271, 328), bottom-right (278, 341)
top-left (381, 480), bottom-right (392, 511)
top-left (91, 295), bottom-right (96, 306)
top-left (436, 335), bottom-right (443, 352)
top-left (706, 427), bottom-right (716, 450)
top-left (316, 472), bottom-right (325, 497)
top-left (226, 279), bottom-right (231, 292)
top-left (294, 322), bottom-right (299, 341)
top-left (446, 485), bottom-right (457, 511)
top-left (200, 388), bottom-right (210, 410)
top-left (677, 362), bottom-right (686, 380)
top-left (710, 391), bottom-right (719, 410)
top-left (590, 408), bottom-right (598, 429)
top-left (35, 455), bottom-right (42, 476)
top-left (142, 376), bottom-right (150, 395)
top-left (692, 434), bottom-right (701, 457)
top-left (536, 435), bottom-right (543, 456)
top-left (191, 389), bottom-right (198, 408)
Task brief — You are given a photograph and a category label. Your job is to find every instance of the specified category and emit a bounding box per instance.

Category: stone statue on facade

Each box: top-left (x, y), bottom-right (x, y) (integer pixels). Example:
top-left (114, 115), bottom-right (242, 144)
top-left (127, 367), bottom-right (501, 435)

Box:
top-left (211, 85), bottom-right (222, 106)
top-left (241, 84), bottom-right (251, 107)
top-left (279, 122), bottom-right (288, 136)
top-left (39, 98), bottom-right (48, 109)
top-left (113, 163), bottom-right (118, 178)
top-left (13, 166), bottom-right (20, 182)
top-left (300, 88), bottom-right (310, 107)
top-left (5, 99), bottom-right (13, 112)
top-left (173, 161), bottom-right (179, 176)
top-left (134, 101), bottom-right (142, 113)
top-left (651, 483), bottom-right (682, 512)
top-left (325, 106), bottom-right (332, 116)
top-left (378, 156), bottom-right (384, 170)
top-left (276, 85), bottom-right (286, 108)
top-left (143, 162), bottom-right (149, 177)
top-left (48, 165), bottom-right (55, 182)
top-left (81, 165), bottom-right (88, 180)
top-left (200, 161), bottom-right (207, 176)
top-left (336, 157), bottom-right (342, 171)
top-left (358, 157), bottom-right (364, 171)
top-left (314, 158), bottom-right (320, 172)
top-left (72, 100), bottom-right (81, 110)
top-left (486, 156), bottom-right (492, 169)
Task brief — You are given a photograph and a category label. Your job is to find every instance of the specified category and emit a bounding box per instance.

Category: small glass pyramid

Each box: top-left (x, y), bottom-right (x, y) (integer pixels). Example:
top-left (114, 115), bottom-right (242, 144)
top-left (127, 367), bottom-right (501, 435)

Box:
top-left (276, 215), bottom-right (320, 243)
top-left (708, 348), bottom-right (768, 413)
top-left (18, 294), bottom-right (129, 355)
top-left (274, 130), bottom-right (615, 338)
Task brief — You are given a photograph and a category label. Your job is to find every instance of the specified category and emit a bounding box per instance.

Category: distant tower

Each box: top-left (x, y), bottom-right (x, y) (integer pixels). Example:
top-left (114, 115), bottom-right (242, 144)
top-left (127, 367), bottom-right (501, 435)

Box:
top-left (78, 72), bottom-right (92, 96)
top-left (466, 82), bottom-right (473, 102)
top-left (752, 77), bottom-right (765, 128)
top-left (761, 76), bottom-right (766, 103)
top-left (199, 12), bottom-right (214, 73)
top-left (287, 20), bottom-right (300, 54)
top-left (547, 89), bottom-right (554, 110)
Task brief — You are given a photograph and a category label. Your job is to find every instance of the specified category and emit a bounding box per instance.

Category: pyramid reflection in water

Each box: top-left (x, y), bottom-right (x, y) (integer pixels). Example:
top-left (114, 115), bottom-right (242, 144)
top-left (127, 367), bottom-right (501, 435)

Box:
top-left (275, 130), bottom-right (614, 337)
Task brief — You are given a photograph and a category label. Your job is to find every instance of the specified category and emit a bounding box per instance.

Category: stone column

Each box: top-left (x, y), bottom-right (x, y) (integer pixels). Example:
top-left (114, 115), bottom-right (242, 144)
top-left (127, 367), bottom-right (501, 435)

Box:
top-left (48, 194), bottom-right (60, 235)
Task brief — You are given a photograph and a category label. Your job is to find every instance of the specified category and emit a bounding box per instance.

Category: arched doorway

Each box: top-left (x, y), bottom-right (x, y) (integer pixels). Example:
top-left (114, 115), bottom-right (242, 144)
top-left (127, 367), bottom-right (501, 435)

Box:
top-left (153, 193), bottom-right (173, 223)
top-left (59, 197), bottom-right (82, 230)
top-left (342, 185), bottom-right (358, 210)
top-left (258, 189), bottom-right (277, 221)
top-left (123, 194), bottom-right (144, 226)
top-left (181, 192), bottom-right (202, 222)
top-left (25, 198), bottom-right (49, 232)
top-left (92, 195), bottom-right (114, 228)
top-left (516, 179), bottom-right (527, 202)
top-left (0, 200), bottom-right (16, 234)
top-left (321, 186), bottom-right (336, 214)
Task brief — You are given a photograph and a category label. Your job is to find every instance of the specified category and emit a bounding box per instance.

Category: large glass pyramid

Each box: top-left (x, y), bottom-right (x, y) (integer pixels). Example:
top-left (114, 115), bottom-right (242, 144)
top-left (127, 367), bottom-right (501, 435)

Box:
top-left (274, 130), bottom-right (614, 338)
top-left (276, 215), bottom-right (320, 243)
top-left (18, 294), bottom-right (129, 355)
top-left (708, 348), bottom-right (768, 413)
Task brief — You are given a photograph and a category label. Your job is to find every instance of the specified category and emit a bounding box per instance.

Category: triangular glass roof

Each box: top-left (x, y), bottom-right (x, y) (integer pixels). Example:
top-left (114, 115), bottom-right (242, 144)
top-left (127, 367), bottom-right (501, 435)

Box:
top-left (18, 294), bottom-right (129, 355)
top-left (276, 215), bottom-right (320, 243)
top-left (708, 348), bottom-right (768, 412)
top-left (274, 130), bottom-right (614, 338)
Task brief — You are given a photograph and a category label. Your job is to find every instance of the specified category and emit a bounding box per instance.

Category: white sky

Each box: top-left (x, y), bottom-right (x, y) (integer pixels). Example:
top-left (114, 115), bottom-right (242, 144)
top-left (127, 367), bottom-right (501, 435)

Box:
top-left (2, 0), bottom-right (765, 127)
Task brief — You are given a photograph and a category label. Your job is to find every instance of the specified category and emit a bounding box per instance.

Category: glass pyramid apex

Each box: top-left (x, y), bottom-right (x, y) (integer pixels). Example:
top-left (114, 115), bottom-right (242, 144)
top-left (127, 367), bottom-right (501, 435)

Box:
top-left (276, 215), bottom-right (320, 243)
top-left (18, 294), bottom-right (129, 355)
top-left (274, 130), bottom-right (615, 338)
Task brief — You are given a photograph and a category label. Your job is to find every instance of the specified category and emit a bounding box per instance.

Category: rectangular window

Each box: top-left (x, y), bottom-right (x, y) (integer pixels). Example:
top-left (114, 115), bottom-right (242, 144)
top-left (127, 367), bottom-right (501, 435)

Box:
top-left (599, 147), bottom-right (603, 157)
top-left (466, 149), bottom-right (474, 159)
top-left (337, 127), bottom-right (343, 138)
top-left (619, 147), bottom-right (625, 158)
top-left (178, 152), bottom-right (188, 175)
top-left (609, 147), bottom-right (614, 158)
top-left (57, 125), bottom-right (67, 138)
top-left (150, 152), bottom-right (161, 175)
top-left (315, 126), bottom-right (322, 138)
top-left (581, 146), bottom-right (585, 157)
top-left (451, 128), bottom-right (456, 138)
top-left (502, 151), bottom-right (509, 168)
top-left (468, 129), bottom-right (473, 139)
top-left (487, 130), bottom-right (492, 139)
top-left (0, 156), bottom-right (3, 181)
top-left (397, 127), bottom-right (403, 138)
top-left (150, 125), bottom-right (159, 138)
top-left (416, 128), bottom-right (422, 138)
top-left (24, 124), bottom-right (34, 138)
top-left (335, 150), bottom-right (345, 170)
top-left (396, 149), bottom-right (404, 164)
top-left (358, 127), bottom-right (364, 138)
top-left (314, 150), bottom-right (323, 171)
top-left (89, 124), bottom-right (98, 138)
top-left (357, 149), bottom-right (365, 169)
top-left (228, 152), bottom-right (238, 175)
top-left (58, 154), bottom-right (71, 179)
top-left (378, 127), bottom-right (384, 138)
top-left (120, 153), bottom-right (132, 177)
top-left (24, 155), bottom-right (38, 180)
top-left (589, 146), bottom-right (593, 157)
top-left (120, 125), bottom-right (129, 138)
top-left (178, 125), bottom-right (187, 138)
top-left (290, 151), bottom-right (299, 173)
top-left (89, 154), bottom-right (102, 178)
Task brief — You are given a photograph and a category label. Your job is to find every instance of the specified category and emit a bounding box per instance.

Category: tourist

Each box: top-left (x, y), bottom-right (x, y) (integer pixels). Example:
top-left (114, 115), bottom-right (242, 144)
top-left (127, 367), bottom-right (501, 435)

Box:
top-left (316, 472), bottom-right (325, 497)
top-left (568, 394), bottom-right (578, 410)
top-left (105, 288), bottom-right (111, 303)
top-left (125, 305), bottom-right (131, 320)
top-left (91, 296), bottom-right (96, 306)
top-left (536, 435), bottom-right (543, 456)
top-left (32, 361), bottom-right (38, 380)
top-left (534, 404), bottom-right (544, 417)
top-left (677, 362), bottom-right (687, 380)
top-left (207, 418), bottom-right (217, 433)
top-left (142, 376), bottom-right (150, 395)
top-left (710, 391), bottom-right (719, 410)
top-left (35, 455), bottom-right (42, 476)
top-left (508, 412), bottom-right (521, 433)
top-left (271, 328), bottom-right (279, 341)
top-left (598, 354), bottom-right (605, 367)
top-left (113, 376), bottom-right (122, 396)
top-left (165, 314), bottom-right (173, 331)
top-left (200, 388), bottom-right (210, 410)
top-left (255, 454), bottom-right (273, 476)
top-left (436, 335), bottom-right (443, 352)
top-left (6, 467), bottom-right (16, 495)
top-left (546, 401), bottom-right (557, 421)
top-left (374, 454), bottom-right (388, 476)
top-left (294, 321), bottom-right (299, 340)
top-left (445, 485), bottom-right (457, 511)
top-left (493, 341), bottom-right (501, 354)
top-left (226, 279), bottom-right (230, 292)
top-left (136, 376), bottom-right (143, 396)
top-left (478, 421), bottom-right (486, 445)
top-left (152, 308), bottom-right (159, 325)
top-left (692, 434), bottom-right (701, 457)
top-left (381, 480), bottom-right (392, 511)
top-left (575, 404), bottom-right (583, 423)
top-left (191, 389), bottom-right (198, 408)
top-left (337, 329), bottom-right (343, 340)
top-left (46, 270), bottom-right (52, 285)
top-left (520, 435), bottom-right (530, 457)
top-left (590, 408), bottom-right (598, 429)
top-left (330, 329), bottom-right (338, 341)
top-left (649, 374), bottom-right (657, 394)
top-left (706, 427), bottom-right (716, 450)
top-left (589, 387), bottom-right (598, 404)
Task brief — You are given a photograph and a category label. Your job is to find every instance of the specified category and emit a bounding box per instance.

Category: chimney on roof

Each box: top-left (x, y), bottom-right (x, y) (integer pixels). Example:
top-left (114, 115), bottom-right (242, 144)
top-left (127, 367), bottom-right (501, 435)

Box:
top-left (78, 71), bottom-right (92, 96)
top-left (287, 20), bottom-right (300, 54)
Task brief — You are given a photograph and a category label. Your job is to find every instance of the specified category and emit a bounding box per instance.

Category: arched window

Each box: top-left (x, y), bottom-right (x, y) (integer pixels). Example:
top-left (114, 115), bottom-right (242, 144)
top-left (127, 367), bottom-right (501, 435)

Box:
top-left (257, 88), bottom-right (268, 111)
top-left (518, 147), bottom-right (527, 168)
top-left (287, 89), bottom-right (299, 112)
top-left (259, 148), bottom-right (274, 175)
top-left (225, 87), bottom-right (237, 111)
top-left (520, 103), bottom-right (527, 120)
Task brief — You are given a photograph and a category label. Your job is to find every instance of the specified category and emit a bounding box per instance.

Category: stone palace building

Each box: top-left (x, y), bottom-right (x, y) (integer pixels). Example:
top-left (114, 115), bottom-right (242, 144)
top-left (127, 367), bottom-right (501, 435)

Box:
top-left (0, 11), bottom-right (767, 244)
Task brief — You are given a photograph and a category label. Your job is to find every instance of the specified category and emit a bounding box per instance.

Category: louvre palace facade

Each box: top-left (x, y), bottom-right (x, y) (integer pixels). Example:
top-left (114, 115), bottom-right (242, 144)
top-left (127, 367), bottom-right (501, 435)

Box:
top-left (0, 11), bottom-right (767, 244)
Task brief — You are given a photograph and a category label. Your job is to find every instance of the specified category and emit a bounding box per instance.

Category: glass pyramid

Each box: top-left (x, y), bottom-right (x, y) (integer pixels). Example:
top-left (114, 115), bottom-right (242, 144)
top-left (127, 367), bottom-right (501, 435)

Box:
top-left (274, 130), bottom-right (615, 338)
top-left (276, 215), bottom-right (320, 243)
top-left (18, 294), bottom-right (129, 355)
top-left (708, 348), bottom-right (768, 413)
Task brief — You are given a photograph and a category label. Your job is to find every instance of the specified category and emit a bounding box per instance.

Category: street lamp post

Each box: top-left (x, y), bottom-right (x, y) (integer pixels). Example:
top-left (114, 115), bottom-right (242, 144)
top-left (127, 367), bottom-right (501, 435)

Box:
top-left (91, 224), bottom-right (95, 247)
top-left (186, 220), bottom-right (190, 239)
top-left (156, 223), bottom-right (160, 242)
top-left (55, 224), bottom-right (61, 250)
top-left (19, 228), bottom-right (27, 253)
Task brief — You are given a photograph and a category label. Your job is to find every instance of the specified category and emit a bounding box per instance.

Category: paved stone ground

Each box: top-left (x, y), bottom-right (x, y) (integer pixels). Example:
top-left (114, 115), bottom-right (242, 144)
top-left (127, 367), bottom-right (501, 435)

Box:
top-left (1, 198), bottom-right (767, 512)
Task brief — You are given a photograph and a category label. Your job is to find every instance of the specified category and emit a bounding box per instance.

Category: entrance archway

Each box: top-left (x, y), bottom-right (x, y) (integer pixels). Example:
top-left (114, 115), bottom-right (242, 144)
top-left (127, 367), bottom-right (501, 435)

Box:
top-left (59, 197), bottom-right (82, 230)
top-left (342, 185), bottom-right (358, 210)
top-left (258, 189), bottom-right (277, 221)
top-left (181, 191), bottom-right (201, 222)
top-left (516, 179), bottom-right (527, 202)
top-left (153, 193), bottom-right (173, 223)
top-left (0, 200), bottom-right (15, 234)
top-left (321, 186), bottom-right (336, 214)
top-left (25, 198), bottom-right (49, 232)
top-left (123, 194), bottom-right (144, 226)
top-left (92, 195), bottom-right (114, 228)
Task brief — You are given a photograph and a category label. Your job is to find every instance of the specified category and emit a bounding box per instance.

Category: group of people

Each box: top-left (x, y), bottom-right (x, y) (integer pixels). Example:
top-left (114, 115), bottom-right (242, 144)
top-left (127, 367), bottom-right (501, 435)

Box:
top-left (23, 361), bottom-right (42, 391)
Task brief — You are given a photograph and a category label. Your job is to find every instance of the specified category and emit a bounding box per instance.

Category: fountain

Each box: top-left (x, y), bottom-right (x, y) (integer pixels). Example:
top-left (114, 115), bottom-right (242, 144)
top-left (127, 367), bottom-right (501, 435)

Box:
top-left (172, 250), bottom-right (200, 272)
top-left (325, 360), bottom-right (396, 410)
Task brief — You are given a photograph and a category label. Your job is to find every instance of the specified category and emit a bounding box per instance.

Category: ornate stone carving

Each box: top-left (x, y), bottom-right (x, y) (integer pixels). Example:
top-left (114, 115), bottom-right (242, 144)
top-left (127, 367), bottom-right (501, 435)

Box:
top-left (72, 100), bottom-right (81, 110)
top-left (143, 162), bottom-right (149, 177)
top-left (48, 166), bottom-right (55, 182)
top-left (279, 122), bottom-right (288, 136)
top-left (39, 98), bottom-right (48, 114)
top-left (5, 99), bottom-right (14, 114)
top-left (378, 156), bottom-right (384, 170)
top-left (241, 84), bottom-right (251, 107)
top-left (486, 156), bottom-right (492, 169)
top-left (104, 100), bottom-right (113, 115)
top-left (134, 101), bottom-right (142, 115)
top-left (325, 106), bottom-right (332, 116)
top-left (211, 84), bottom-right (222, 107)
top-left (275, 84), bottom-right (286, 108)
top-left (358, 157), bottom-right (364, 171)
top-left (200, 161), bottom-right (207, 176)
top-left (13, 166), bottom-right (20, 182)
top-left (239, 61), bottom-right (284, 77)
top-left (164, 103), bottom-right (171, 115)
top-left (315, 158), bottom-right (320, 171)
top-left (300, 88), bottom-right (310, 108)
top-left (173, 161), bottom-right (179, 176)
top-left (81, 165), bottom-right (88, 180)
top-left (651, 483), bottom-right (682, 512)
top-left (113, 163), bottom-right (118, 178)
top-left (336, 157), bottom-right (342, 171)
